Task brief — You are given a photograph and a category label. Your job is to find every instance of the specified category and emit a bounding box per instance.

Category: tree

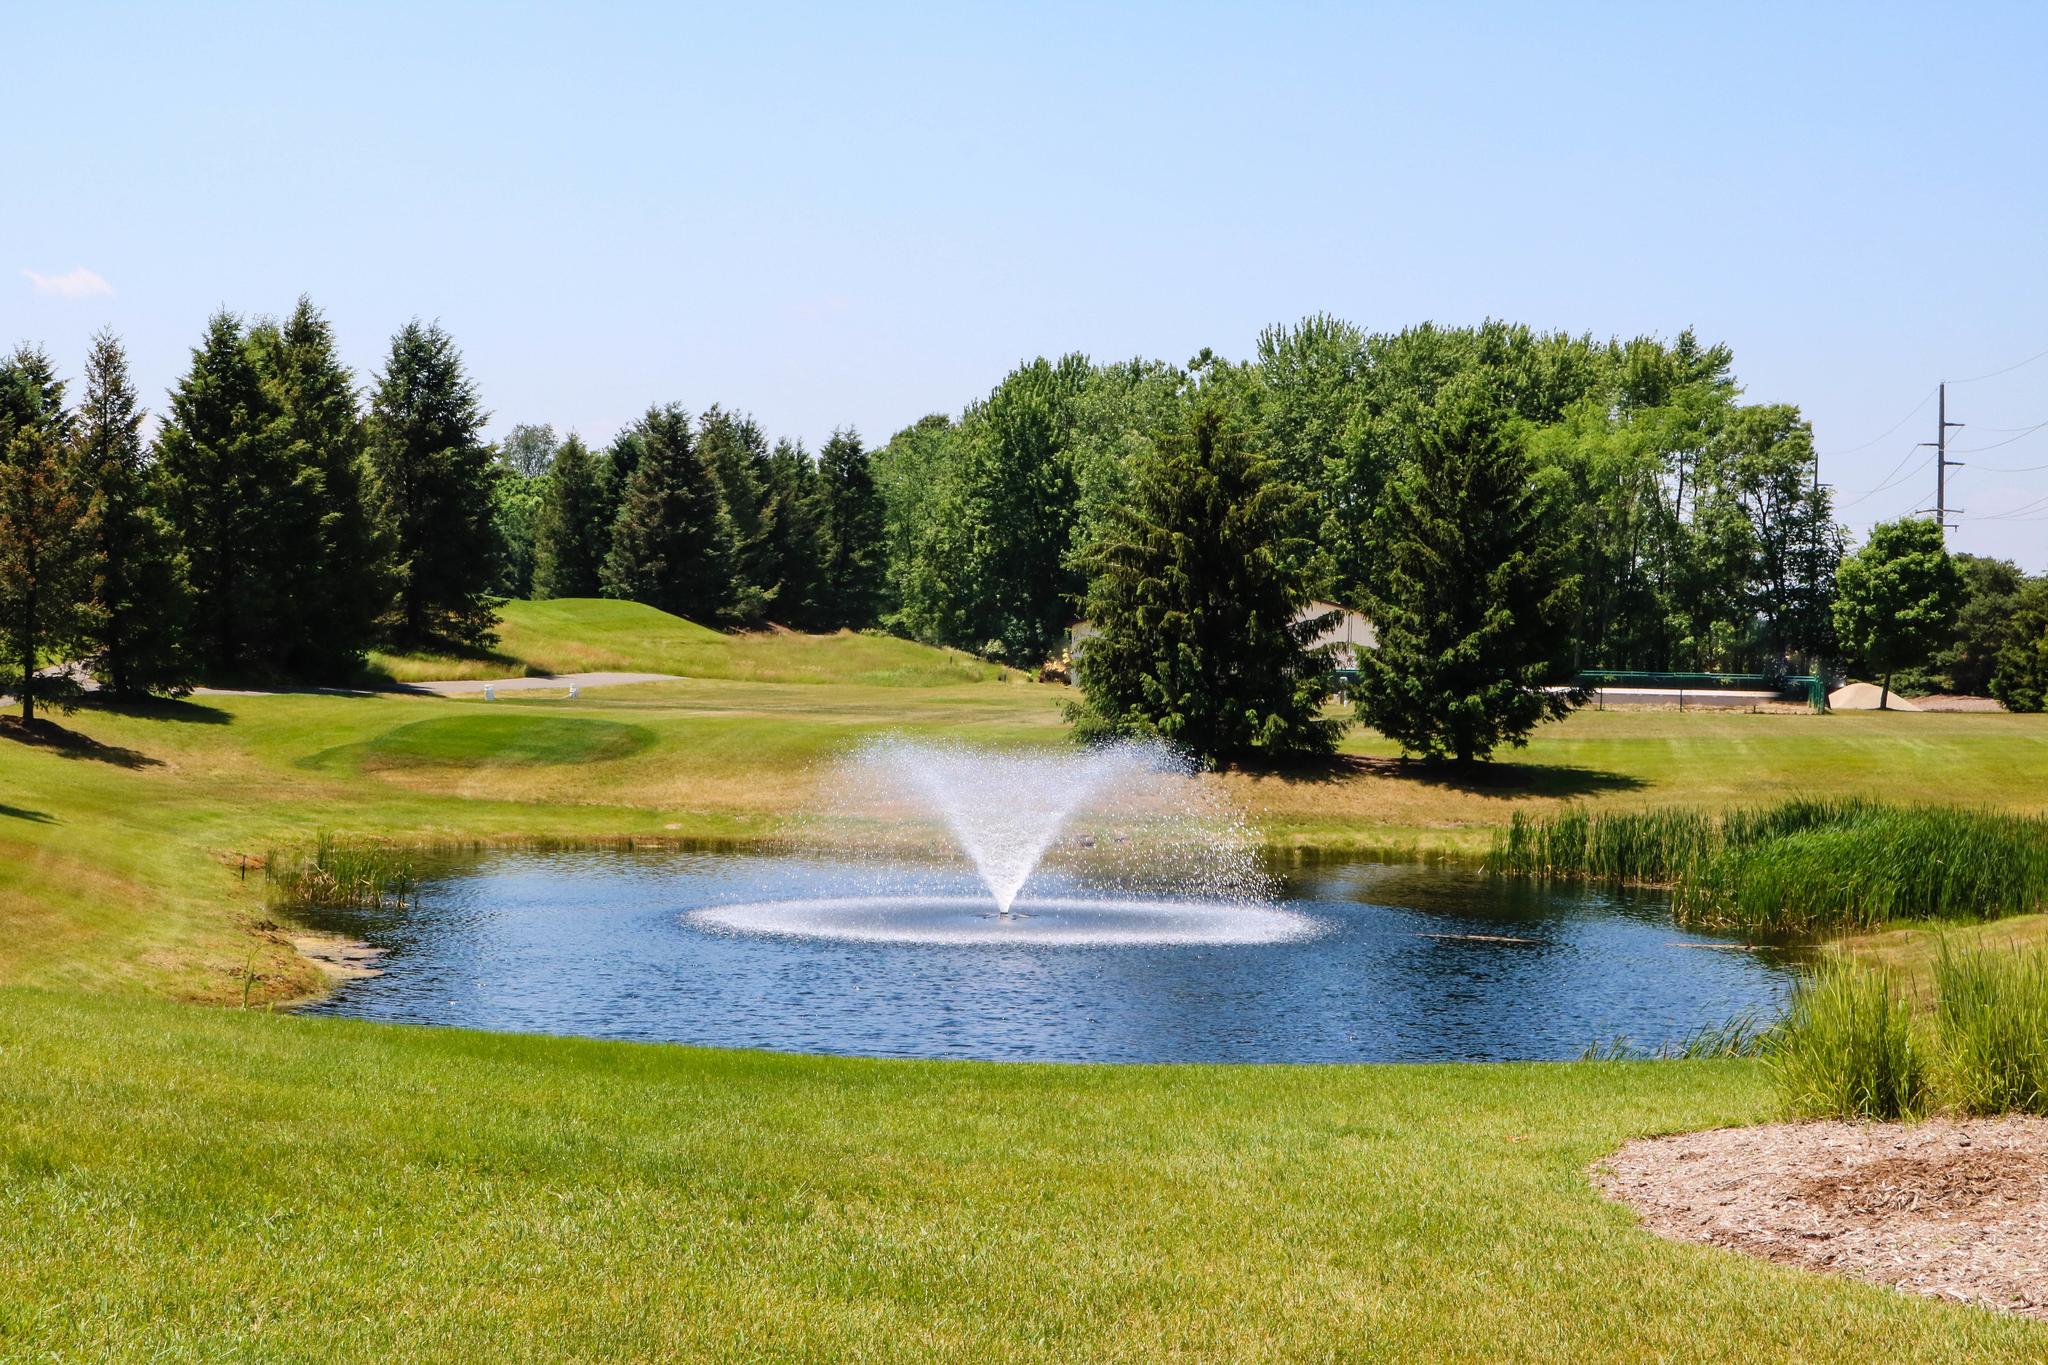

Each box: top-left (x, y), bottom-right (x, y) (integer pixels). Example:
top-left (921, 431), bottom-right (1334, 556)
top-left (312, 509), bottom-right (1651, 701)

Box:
top-left (499, 423), bottom-right (558, 478)
top-left (759, 438), bottom-right (826, 628)
top-left (75, 331), bottom-right (191, 696)
top-left (697, 407), bottom-right (776, 625)
top-left (252, 298), bottom-right (387, 673)
top-left (814, 427), bottom-right (885, 631)
top-left (154, 311), bottom-right (292, 674)
top-left (1355, 379), bottom-right (1584, 763)
top-left (0, 347), bottom-right (96, 721)
top-left (366, 321), bottom-right (499, 646)
top-left (1926, 555), bottom-right (2026, 696)
top-left (1831, 516), bottom-right (1962, 709)
top-left (1073, 400), bottom-right (1342, 764)
top-left (1989, 579), bottom-right (2048, 714)
top-left (532, 434), bottom-right (608, 599)
top-left (600, 404), bottom-right (738, 621)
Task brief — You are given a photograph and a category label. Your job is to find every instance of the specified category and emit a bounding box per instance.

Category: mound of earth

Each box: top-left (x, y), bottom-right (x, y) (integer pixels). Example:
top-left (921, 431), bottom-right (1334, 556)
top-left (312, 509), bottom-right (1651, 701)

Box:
top-left (1828, 682), bottom-right (1920, 711)
top-left (1598, 1117), bottom-right (2048, 1317)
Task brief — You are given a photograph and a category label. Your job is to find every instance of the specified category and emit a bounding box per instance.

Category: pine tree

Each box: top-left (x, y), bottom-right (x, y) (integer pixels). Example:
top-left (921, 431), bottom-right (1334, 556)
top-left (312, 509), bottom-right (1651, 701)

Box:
top-left (253, 298), bottom-right (387, 673)
top-left (1072, 400), bottom-right (1342, 764)
top-left (815, 427), bottom-right (885, 630)
top-left (75, 331), bottom-right (192, 697)
top-left (0, 347), bottom-right (96, 721)
top-left (532, 433), bottom-right (608, 599)
top-left (154, 311), bottom-right (292, 675)
top-left (1356, 378), bottom-right (1585, 763)
top-left (696, 407), bottom-right (777, 624)
top-left (366, 321), bottom-right (499, 647)
top-left (760, 438), bottom-right (825, 627)
top-left (599, 404), bottom-right (739, 621)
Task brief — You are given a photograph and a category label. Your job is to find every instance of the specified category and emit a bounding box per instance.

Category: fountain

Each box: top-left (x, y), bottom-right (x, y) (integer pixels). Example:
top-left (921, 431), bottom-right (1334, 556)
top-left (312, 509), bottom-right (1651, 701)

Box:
top-left (687, 739), bottom-right (1319, 945)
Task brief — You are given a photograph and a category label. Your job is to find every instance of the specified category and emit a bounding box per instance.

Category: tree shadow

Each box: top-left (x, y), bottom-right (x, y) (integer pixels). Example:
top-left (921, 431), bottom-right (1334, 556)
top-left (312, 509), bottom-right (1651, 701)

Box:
top-left (0, 803), bottom-right (56, 823)
top-left (0, 716), bottom-right (163, 769)
top-left (83, 695), bottom-right (232, 725)
top-left (1230, 752), bottom-right (1646, 799)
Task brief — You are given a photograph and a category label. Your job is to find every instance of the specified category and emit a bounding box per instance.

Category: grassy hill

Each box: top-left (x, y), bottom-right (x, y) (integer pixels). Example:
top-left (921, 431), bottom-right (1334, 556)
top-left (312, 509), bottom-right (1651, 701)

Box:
top-left (367, 598), bottom-right (1011, 687)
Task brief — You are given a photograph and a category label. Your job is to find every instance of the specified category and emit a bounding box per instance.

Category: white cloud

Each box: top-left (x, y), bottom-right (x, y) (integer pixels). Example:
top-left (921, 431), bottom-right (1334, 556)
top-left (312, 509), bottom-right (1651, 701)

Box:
top-left (22, 266), bottom-right (114, 299)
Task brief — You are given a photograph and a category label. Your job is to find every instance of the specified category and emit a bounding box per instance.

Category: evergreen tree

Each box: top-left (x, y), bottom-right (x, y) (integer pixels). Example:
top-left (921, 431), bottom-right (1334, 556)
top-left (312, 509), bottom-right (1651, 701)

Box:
top-left (759, 437), bottom-right (826, 627)
top-left (1356, 379), bottom-right (1585, 763)
top-left (366, 321), bottom-right (499, 646)
top-left (532, 434), bottom-right (609, 599)
top-left (75, 331), bottom-right (191, 696)
top-left (154, 311), bottom-right (292, 674)
top-left (600, 404), bottom-right (738, 621)
top-left (252, 298), bottom-right (387, 673)
top-left (1072, 400), bottom-right (1342, 764)
top-left (697, 406), bottom-right (776, 624)
top-left (814, 427), bottom-right (885, 630)
top-left (0, 347), bottom-right (96, 721)
top-left (1832, 516), bottom-right (1963, 709)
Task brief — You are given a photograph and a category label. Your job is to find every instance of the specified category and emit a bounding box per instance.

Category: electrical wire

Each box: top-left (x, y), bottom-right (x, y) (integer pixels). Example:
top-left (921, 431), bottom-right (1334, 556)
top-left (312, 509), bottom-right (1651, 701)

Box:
top-left (1837, 449), bottom-right (1933, 506)
top-left (1951, 418), bottom-right (2048, 454)
top-left (1953, 342), bottom-right (2048, 385)
top-left (1822, 386), bottom-right (1937, 458)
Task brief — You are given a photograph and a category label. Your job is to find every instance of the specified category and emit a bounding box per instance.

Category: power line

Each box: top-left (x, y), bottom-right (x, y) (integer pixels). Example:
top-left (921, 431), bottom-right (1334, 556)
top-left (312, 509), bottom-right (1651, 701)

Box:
top-left (1838, 448), bottom-right (1932, 506)
top-left (1952, 342), bottom-right (2048, 386)
top-left (1970, 457), bottom-right (2048, 474)
top-left (1823, 386), bottom-right (1937, 457)
top-left (1951, 418), bottom-right (2048, 454)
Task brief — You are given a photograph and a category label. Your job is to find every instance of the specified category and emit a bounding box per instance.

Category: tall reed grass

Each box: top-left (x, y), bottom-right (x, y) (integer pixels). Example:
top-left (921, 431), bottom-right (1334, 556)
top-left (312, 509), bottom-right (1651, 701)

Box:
top-left (1489, 798), bottom-right (2048, 934)
top-left (266, 833), bottom-right (417, 912)
top-left (1768, 961), bottom-right (1927, 1120)
top-left (1933, 940), bottom-right (2048, 1115)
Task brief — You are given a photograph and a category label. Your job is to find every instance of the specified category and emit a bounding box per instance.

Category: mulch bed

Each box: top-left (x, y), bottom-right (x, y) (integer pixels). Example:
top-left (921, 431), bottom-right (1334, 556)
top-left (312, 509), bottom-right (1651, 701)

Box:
top-left (1596, 1117), bottom-right (2048, 1317)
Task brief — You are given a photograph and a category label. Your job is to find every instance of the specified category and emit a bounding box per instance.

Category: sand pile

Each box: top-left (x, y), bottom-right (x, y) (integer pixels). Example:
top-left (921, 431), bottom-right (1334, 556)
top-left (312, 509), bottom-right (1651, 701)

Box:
top-left (1828, 682), bottom-right (1920, 711)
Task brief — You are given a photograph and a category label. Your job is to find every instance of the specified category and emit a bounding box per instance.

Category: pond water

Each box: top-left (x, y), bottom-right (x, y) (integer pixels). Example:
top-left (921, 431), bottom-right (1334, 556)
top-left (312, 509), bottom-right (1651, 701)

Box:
top-left (293, 848), bottom-right (1797, 1063)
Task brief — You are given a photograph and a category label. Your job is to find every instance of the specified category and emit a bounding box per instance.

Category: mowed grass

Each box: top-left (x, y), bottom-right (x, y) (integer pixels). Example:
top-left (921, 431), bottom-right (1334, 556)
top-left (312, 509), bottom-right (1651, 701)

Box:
top-left (2, 989), bottom-right (2043, 1362)
top-left (368, 598), bottom-right (1011, 687)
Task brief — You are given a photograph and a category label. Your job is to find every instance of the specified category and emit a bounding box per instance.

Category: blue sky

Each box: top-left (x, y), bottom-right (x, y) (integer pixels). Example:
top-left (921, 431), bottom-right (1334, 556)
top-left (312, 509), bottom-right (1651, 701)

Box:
top-left (8, 1), bottom-right (2046, 567)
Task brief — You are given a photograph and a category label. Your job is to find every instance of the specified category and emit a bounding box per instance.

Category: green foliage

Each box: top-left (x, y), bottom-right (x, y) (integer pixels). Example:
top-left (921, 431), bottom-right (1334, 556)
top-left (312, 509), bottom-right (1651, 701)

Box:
top-left (1832, 516), bottom-right (1962, 705)
top-left (489, 458), bottom-right (545, 599)
top-left (1356, 378), bottom-right (1583, 762)
top-left (367, 321), bottom-right (500, 648)
top-left (1991, 579), bottom-right (2048, 712)
top-left (72, 332), bottom-right (193, 698)
top-left (759, 437), bottom-right (828, 629)
top-left (1770, 961), bottom-right (1927, 1120)
top-left (600, 405), bottom-right (740, 622)
top-left (1073, 399), bottom-right (1342, 763)
top-left (0, 347), bottom-right (96, 719)
top-left (814, 428), bottom-right (885, 631)
top-left (532, 434), bottom-right (608, 599)
top-left (253, 298), bottom-right (389, 672)
top-left (1491, 798), bottom-right (2048, 934)
top-left (154, 311), bottom-right (297, 674)
top-left (1933, 940), bottom-right (2048, 1115)
top-left (695, 406), bottom-right (778, 625)
top-left (498, 422), bottom-right (559, 478)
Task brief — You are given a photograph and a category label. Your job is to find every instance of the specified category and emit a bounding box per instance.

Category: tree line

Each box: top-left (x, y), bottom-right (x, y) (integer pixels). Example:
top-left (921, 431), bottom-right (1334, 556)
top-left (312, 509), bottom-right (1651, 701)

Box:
top-left (0, 299), bottom-right (887, 719)
top-left (6, 304), bottom-right (2044, 753)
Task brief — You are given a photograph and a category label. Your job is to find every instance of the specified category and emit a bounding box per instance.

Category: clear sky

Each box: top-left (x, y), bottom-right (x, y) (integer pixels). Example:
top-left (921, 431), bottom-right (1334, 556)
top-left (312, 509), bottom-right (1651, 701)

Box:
top-left (8, 1), bottom-right (2046, 567)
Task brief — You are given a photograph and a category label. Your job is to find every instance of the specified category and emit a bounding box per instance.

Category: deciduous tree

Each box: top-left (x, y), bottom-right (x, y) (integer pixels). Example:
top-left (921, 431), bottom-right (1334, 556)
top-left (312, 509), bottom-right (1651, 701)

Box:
top-left (1831, 516), bottom-right (1962, 709)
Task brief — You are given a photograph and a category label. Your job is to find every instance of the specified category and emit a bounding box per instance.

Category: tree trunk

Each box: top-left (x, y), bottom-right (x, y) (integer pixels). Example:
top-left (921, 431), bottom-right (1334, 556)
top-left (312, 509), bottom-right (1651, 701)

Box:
top-left (1880, 674), bottom-right (1891, 711)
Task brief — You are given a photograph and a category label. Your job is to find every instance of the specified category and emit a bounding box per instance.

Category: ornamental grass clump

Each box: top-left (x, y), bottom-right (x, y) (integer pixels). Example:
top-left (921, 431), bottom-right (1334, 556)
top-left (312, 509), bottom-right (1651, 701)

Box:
top-left (1933, 940), bottom-right (2048, 1116)
top-left (1768, 961), bottom-right (1927, 1121)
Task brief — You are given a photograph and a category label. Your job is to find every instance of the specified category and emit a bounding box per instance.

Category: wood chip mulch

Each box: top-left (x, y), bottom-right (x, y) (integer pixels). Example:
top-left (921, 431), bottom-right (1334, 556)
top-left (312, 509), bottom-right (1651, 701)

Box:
top-left (1595, 1117), bottom-right (2048, 1317)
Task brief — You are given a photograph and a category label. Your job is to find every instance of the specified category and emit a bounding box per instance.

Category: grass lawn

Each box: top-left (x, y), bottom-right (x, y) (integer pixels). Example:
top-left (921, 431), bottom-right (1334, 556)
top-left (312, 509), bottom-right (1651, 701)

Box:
top-left (3, 638), bottom-right (2047, 1358)
top-left (4, 988), bottom-right (2044, 1361)
top-left (366, 598), bottom-right (1010, 687)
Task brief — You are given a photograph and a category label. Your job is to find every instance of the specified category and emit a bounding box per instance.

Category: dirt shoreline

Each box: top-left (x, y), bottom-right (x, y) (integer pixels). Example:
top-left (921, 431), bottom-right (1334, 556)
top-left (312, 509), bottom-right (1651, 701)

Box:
top-left (1598, 1117), bottom-right (2048, 1317)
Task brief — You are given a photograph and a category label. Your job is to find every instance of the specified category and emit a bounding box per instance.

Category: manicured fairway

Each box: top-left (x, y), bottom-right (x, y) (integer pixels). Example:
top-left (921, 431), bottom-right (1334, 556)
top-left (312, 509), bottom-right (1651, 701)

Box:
top-left (2, 988), bottom-right (2044, 1362)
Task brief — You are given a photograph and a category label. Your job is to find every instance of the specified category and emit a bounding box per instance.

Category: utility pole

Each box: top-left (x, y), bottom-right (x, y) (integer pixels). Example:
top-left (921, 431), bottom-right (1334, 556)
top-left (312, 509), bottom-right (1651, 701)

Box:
top-left (1918, 381), bottom-right (1966, 533)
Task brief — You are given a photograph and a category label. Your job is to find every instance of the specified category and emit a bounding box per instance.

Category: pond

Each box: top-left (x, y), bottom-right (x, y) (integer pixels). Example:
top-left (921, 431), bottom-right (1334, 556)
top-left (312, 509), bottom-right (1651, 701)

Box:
top-left (293, 847), bottom-right (1798, 1064)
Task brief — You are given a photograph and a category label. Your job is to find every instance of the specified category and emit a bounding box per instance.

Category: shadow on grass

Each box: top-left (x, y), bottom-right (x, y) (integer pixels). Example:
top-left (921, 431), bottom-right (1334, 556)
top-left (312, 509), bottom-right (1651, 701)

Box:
top-left (0, 716), bottom-right (162, 769)
top-left (83, 695), bottom-right (232, 725)
top-left (1231, 752), bottom-right (1646, 799)
top-left (0, 803), bottom-right (56, 823)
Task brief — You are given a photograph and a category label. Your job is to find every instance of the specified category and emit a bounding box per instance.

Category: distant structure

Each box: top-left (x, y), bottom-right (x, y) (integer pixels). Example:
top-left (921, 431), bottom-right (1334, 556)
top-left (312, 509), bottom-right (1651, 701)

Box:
top-left (1066, 600), bottom-right (1375, 669)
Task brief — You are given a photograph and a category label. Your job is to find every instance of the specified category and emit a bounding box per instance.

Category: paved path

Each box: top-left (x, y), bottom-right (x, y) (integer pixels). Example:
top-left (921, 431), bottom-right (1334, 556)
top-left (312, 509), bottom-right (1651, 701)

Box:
top-left (190, 671), bottom-right (682, 698)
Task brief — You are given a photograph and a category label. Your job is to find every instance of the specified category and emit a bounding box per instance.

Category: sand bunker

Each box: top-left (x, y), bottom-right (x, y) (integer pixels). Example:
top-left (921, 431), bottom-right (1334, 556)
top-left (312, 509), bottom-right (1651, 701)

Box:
top-left (1828, 682), bottom-right (1920, 711)
top-left (1598, 1117), bottom-right (2048, 1317)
